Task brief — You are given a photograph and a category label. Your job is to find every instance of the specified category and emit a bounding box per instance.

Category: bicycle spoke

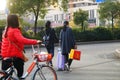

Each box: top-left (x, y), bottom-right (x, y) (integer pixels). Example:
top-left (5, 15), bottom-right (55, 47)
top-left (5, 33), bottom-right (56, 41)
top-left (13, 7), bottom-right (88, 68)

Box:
top-left (33, 66), bottom-right (57, 80)
top-left (36, 70), bottom-right (45, 80)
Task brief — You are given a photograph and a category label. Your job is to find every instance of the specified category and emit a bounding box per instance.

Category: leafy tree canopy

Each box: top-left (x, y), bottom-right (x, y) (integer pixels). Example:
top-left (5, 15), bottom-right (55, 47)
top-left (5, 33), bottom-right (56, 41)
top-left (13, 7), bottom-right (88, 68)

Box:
top-left (73, 9), bottom-right (88, 31)
top-left (7, 0), bottom-right (68, 35)
top-left (99, 0), bottom-right (120, 19)
top-left (99, 0), bottom-right (120, 30)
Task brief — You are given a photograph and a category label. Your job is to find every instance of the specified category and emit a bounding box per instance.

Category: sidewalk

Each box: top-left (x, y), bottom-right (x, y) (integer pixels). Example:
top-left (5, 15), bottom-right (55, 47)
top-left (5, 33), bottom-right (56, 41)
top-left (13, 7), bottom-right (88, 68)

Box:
top-left (1, 41), bottom-right (120, 80)
top-left (24, 40), bottom-right (120, 48)
top-left (53, 42), bottom-right (120, 80)
top-left (23, 41), bottom-right (120, 80)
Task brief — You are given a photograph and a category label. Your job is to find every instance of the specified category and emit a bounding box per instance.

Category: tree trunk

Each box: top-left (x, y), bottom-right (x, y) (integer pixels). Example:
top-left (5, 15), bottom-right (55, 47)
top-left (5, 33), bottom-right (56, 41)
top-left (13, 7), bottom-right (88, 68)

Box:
top-left (34, 15), bottom-right (38, 35)
top-left (111, 14), bottom-right (114, 31)
top-left (81, 21), bottom-right (84, 32)
top-left (34, 4), bottom-right (40, 35)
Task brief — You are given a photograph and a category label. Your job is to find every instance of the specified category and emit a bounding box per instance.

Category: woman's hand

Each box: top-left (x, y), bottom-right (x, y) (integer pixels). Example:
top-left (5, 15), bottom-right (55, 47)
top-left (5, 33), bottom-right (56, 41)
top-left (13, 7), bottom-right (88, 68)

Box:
top-left (74, 45), bottom-right (77, 49)
top-left (37, 40), bottom-right (42, 44)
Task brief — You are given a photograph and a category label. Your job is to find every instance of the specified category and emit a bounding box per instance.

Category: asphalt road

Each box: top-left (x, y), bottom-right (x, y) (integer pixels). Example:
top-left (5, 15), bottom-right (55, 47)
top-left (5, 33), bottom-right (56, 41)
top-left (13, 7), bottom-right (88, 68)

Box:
top-left (1, 42), bottom-right (120, 80)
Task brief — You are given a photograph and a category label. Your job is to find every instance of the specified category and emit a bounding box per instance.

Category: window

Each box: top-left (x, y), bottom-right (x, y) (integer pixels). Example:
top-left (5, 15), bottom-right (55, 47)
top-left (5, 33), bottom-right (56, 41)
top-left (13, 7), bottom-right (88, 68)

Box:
top-left (89, 10), bottom-right (94, 19)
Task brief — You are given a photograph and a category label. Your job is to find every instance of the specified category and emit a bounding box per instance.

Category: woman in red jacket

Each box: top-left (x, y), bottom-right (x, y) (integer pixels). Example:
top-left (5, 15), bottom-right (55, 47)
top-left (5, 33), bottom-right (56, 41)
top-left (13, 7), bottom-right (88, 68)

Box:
top-left (1, 14), bottom-right (41, 79)
top-left (0, 41), bottom-right (2, 59)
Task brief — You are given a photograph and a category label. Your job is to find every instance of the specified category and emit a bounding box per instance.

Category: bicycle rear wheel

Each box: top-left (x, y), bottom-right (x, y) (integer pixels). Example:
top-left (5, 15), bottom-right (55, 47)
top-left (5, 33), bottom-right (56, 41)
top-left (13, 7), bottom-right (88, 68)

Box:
top-left (0, 70), bottom-right (14, 80)
top-left (32, 66), bottom-right (57, 80)
top-left (0, 70), bottom-right (7, 80)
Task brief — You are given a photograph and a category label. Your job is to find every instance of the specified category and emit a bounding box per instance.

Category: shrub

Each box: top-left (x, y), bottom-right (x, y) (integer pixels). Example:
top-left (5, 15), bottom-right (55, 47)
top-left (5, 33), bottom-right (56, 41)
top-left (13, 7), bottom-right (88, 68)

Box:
top-left (72, 28), bottom-right (81, 41)
top-left (113, 28), bottom-right (120, 39)
top-left (37, 30), bottom-right (45, 40)
top-left (54, 27), bottom-right (62, 38)
top-left (21, 26), bottom-right (120, 42)
top-left (93, 27), bottom-right (114, 40)
top-left (79, 30), bottom-right (97, 41)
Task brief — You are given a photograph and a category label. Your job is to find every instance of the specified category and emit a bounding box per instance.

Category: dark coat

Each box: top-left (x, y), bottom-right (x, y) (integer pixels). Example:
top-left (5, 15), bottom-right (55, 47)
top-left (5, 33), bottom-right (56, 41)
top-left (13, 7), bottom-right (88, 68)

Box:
top-left (45, 28), bottom-right (58, 48)
top-left (59, 27), bottom-right (75, 55)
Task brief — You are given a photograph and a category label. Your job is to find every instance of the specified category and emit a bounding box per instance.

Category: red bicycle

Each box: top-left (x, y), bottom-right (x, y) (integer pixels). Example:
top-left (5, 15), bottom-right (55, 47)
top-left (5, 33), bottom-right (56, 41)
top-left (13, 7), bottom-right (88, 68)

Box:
top-left (0, 44), bottom-right (57, 80)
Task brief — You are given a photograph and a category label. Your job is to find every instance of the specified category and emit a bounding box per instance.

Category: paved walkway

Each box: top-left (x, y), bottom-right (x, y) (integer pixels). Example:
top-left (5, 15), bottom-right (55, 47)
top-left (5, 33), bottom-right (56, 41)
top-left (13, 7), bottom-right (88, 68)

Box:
top-left (24, 42), bottom-right (120, 80)
top-left (55, 42), bottom-right (120, 80)
top-left (1, 42), bottom-right (120, 80)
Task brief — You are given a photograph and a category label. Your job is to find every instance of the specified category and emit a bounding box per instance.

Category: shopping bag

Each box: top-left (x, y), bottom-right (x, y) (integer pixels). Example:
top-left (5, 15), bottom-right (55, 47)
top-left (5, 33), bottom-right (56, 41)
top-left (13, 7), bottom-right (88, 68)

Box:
top-left (69, 49), bottom-right (81, 60)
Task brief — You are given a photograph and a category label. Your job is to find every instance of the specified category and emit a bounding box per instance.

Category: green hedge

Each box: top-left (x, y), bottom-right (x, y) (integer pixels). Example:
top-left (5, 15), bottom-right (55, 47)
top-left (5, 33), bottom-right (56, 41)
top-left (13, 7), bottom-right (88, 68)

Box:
top-left (79, 30), bottom-right (97, 42)
top-left (113, 28), bottom-right (120, 39)
top-left (1, 26), bottom-right (120, 42)
top-left (93, 27), bottom-right (114, 41)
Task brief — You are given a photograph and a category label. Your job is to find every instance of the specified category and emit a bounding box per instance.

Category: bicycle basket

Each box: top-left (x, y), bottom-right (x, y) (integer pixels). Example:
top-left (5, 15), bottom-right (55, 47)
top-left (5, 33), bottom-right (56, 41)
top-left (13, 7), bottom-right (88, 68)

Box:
top-left (34, 53), bottom-right (52, 62)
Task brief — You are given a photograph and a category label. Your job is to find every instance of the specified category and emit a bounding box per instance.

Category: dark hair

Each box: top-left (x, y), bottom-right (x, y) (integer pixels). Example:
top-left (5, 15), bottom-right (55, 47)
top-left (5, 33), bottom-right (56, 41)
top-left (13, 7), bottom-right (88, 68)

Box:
top-left (45, 21), bottom-right (51, 29)
top-left (63, 21), bottom-right (69, 31)
top-left (4, 14), bottom-right (20, 38)
top-left (7, 14), bottom-right (19, 28)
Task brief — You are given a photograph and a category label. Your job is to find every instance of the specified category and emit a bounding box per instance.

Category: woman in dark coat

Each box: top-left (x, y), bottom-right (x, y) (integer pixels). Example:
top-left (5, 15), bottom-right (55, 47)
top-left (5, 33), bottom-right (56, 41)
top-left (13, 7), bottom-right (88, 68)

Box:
top-left (59, 21), bottom-right (76, 71)
top-left (44, 21), bottom-right (58, 66)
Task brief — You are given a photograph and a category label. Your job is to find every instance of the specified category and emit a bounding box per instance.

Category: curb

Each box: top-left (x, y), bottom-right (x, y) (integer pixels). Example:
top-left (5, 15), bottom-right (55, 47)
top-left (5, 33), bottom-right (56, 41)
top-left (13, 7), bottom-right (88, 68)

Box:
top-left (24, 40), bottom-right (120, 49)
top-left (77, 40), bottom-right (120, 45)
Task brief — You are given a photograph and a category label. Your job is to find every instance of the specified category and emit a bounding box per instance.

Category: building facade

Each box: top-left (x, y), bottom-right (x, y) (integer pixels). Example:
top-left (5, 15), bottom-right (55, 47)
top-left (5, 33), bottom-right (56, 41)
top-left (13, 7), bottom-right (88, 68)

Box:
top-left (0, 0), bottom-right (104, 27)
top-left (44, 0), bottom-right (100, 27)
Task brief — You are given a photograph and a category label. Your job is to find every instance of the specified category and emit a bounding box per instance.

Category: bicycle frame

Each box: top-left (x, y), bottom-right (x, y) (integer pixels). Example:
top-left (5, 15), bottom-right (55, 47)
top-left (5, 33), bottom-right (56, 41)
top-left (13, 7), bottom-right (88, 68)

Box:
top-left (2, 44), bottom-right (55, 80)
top-left (4, 57), bottom-right (46, 80)
top-left (21, 58), bottom-right (43, 79)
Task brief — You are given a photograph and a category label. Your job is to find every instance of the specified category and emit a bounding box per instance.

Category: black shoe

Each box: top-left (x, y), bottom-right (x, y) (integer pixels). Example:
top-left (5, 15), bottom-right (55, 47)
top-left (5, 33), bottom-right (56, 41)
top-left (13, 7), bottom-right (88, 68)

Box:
top-left (50, 63), bottom-right (53, 67)
top-left (64, 64), bottom-right (70, 71)
top-left (46, 61), bottom-right (53, 67)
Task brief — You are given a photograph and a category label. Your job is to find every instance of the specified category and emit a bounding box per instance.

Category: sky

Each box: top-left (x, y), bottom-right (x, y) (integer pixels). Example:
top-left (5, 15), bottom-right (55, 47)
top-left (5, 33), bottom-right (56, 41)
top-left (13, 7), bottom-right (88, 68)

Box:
top-left (0, 0), bottom-right (7, 11)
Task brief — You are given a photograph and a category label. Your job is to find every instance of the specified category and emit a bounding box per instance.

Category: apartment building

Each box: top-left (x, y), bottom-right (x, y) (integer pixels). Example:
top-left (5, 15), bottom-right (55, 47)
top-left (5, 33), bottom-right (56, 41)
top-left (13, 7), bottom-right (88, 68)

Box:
top-left (45, 0), bottom-right (102, 27)
top-left (68, 0), bottom-right (99, 27)
top-left (0, 0), bottom-right (104, 27)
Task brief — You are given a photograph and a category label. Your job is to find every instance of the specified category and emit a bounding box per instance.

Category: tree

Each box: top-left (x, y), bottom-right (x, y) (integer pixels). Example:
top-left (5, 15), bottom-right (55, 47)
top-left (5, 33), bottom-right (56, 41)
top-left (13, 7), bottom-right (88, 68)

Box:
top-left (7, 0), bottom-right (68, 35)
top-left (99, 0), bottom-right (120, 30)
top-left (0, 20), bottom-right (6, 26)
top-left (73, 9), bottom-right (88, 31)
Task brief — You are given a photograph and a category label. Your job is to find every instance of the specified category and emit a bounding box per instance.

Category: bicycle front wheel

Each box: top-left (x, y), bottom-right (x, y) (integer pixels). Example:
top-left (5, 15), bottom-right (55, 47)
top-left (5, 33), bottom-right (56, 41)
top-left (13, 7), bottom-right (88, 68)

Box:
top-left (33, 66), bottom-right (57, 80)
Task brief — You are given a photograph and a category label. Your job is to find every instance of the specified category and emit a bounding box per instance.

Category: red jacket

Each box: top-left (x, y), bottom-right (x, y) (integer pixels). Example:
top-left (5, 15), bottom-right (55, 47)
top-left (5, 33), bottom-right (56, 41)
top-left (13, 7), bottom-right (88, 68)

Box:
top-left (1, 27), bottom-right (37, 60)
top-left (0, 41), bottom-right (1, 54)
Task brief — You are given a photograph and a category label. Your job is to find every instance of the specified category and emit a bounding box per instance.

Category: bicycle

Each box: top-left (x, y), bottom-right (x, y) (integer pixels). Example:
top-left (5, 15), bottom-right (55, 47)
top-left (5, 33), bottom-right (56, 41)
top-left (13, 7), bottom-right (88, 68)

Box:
top-left (0, 44), bottom-right (57, 80)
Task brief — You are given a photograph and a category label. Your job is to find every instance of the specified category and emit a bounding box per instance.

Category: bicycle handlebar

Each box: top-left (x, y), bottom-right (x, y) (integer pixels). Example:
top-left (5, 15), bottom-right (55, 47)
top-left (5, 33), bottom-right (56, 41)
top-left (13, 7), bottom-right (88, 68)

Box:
top-left (32, 42), bottom-right (46, 54)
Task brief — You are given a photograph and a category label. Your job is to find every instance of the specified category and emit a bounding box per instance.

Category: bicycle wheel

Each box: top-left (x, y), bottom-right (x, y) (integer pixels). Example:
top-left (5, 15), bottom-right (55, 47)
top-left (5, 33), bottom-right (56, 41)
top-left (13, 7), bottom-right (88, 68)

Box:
top-left (0, 70), bottom-right (6, 80)
top-left (0, 70), bottom-right (14, 80)
top-left (32, 66), bottom-right (57, 80)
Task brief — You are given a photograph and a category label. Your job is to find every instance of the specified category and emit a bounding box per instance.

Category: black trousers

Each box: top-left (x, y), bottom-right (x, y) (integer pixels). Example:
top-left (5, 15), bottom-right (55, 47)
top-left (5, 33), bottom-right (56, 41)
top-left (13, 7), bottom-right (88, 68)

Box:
top-left (64, 54), bottom-right (73, 67)
top-left (46, 45), bottom-right (54, 65)
top-left (2, 57), bottom-right (24, 77)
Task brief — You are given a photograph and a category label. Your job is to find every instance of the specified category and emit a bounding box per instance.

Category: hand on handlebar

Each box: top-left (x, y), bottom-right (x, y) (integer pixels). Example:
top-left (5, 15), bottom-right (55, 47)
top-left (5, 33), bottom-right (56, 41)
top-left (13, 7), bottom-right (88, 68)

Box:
top-left (37, 40), bottom-right (46, 46)
top-left (37, 40), bottom-right (42, 44)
